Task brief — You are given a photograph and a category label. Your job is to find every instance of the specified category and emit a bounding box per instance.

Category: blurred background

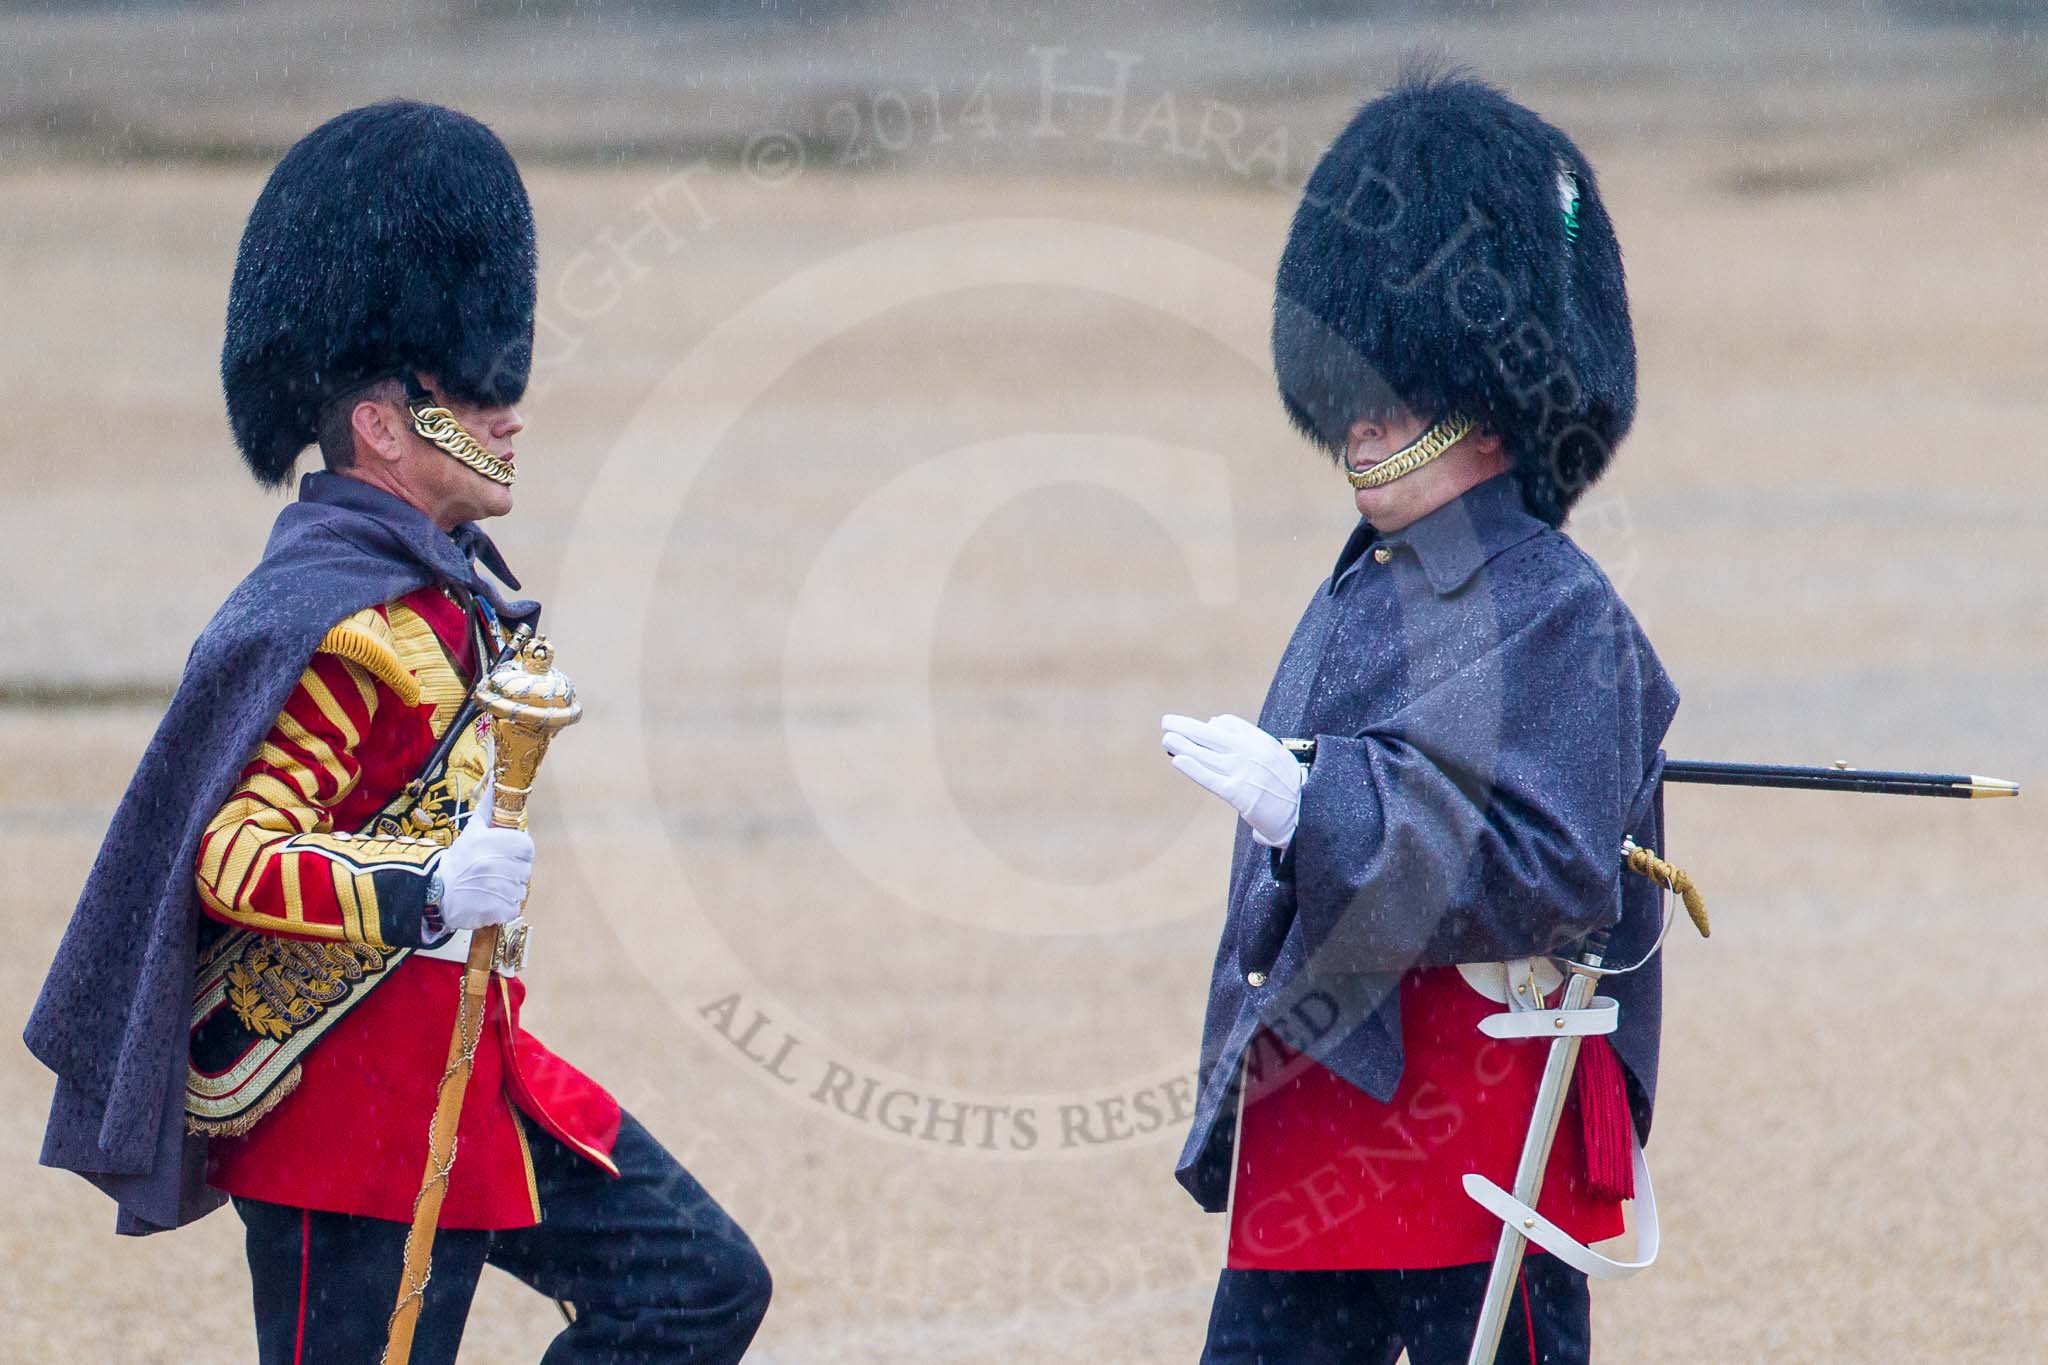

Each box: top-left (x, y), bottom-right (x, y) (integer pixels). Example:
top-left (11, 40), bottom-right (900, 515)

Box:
top-left (3, 1), bottom-right (2044, 1360)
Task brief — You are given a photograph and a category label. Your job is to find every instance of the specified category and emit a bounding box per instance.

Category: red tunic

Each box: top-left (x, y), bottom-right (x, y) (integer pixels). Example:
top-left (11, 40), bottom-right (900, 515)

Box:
top-left (1228, 966), bottom-right (1623, 1270)
top-left (195, 586), bottom-right (621, 1228)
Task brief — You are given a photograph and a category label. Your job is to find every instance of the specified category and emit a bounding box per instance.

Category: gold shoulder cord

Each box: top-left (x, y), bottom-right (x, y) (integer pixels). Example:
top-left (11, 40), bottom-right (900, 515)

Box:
top-left (1345, 412), bottom-right (1478, 490)
top-left (409, 404), bottom-right (516, 487)
top-left (316, 615), bottom-right (424, 707)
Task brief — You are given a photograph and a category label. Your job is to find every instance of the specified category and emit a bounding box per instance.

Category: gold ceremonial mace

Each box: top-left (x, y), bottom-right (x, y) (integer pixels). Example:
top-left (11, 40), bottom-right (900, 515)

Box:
top-left (384, 630), bottom-right (582, 1365)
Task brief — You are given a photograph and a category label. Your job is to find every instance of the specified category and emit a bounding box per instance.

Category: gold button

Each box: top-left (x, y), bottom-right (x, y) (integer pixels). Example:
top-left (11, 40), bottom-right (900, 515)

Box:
top-left (1553, 1016), bottom-right (1567, 1029)
top-left (1371, 546), bottom-right (1393, 565)
top-left (1246, 971), bottom-right (1268, 988)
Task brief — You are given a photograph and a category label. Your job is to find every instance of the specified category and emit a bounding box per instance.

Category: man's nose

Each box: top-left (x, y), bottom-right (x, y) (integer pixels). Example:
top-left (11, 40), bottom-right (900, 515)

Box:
top-left (493, 407), bottom-right (524, 440)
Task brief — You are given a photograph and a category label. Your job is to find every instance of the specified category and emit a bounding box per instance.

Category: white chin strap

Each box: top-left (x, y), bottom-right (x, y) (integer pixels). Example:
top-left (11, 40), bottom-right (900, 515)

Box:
top-left (1344, 412), bottom-right (1476, 490)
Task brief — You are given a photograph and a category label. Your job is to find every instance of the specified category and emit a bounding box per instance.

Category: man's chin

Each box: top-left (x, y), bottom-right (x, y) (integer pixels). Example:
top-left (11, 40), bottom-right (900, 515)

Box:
top-left (447, 489), bottom-right (514, 525)
top-left (1354, 484), bottom-right (1416, 532)
top-left (460, 468), bottom-right (517, 521)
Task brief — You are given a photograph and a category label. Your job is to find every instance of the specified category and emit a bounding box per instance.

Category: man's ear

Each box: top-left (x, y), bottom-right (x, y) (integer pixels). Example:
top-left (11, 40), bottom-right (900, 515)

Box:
top-left (350, 397), bottom-right (410, 467)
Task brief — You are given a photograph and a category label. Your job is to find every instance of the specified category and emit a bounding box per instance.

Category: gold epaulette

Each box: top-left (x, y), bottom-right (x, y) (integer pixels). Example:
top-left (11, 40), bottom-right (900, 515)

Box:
top-left (316, 609), bottom-right (423, 707)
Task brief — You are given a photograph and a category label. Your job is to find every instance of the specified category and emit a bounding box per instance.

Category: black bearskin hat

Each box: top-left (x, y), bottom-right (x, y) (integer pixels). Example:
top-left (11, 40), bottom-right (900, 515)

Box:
top-left (1273, 63), bottom-right (1634, 527)
top-left (222, 100), bottom-right (536, 486)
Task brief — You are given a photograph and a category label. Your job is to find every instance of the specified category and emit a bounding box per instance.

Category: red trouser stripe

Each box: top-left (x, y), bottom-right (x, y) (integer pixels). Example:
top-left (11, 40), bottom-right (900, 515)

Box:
top-left (294, 1208), bottom-right (311, 1365)
top-left (1519, 1267), bottom-right (1538, 1364)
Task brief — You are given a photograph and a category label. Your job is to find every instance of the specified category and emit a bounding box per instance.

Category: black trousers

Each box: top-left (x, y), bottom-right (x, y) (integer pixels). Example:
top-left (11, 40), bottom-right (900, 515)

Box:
top-left (1200, 1257), bottom-right (1590, 1365)
top-left (234, 1111), bottom-right (771, 1365)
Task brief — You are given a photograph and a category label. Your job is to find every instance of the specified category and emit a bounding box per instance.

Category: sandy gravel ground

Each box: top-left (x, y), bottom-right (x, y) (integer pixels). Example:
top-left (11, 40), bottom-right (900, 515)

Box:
top-left (3, 14), bottom-right (2045, 1362)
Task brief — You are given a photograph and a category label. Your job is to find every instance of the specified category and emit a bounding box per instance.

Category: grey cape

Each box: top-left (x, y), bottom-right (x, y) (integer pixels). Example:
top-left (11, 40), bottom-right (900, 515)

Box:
top-left (1174, 475), bottom-right (1679, 1210)
top-left (22, 472), bottom-right (536, 1234)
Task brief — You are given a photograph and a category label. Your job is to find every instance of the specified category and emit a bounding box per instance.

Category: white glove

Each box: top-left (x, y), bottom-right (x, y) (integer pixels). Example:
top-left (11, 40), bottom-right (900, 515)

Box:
top-left (1161, 713), bottom-right (1306, 849)
top-left (431, 786), bottom-right (533, 931)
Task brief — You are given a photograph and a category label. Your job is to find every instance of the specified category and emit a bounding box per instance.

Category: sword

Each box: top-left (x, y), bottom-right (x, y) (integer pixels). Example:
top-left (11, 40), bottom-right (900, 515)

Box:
top-left (1474, 925), bottom-right (1613, 1358)
top-left (1662, 759), bottom-right (2018, 800)
top-left (1277, 741), bottom-right (2020, 1360)
top-left (1463, 928), bottom-right (1613, 1364)
top-left (1456, 759), bottom-right (2017, 1363)
top-left (1280, 743), bottom-right (2019, 801)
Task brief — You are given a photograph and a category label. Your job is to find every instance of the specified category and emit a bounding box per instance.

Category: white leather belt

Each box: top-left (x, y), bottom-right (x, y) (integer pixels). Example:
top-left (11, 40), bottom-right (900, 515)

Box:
top-left (413, 919), bottom-right (528, 977)
top-left (1457, 956), bottom-right (1564, 1005)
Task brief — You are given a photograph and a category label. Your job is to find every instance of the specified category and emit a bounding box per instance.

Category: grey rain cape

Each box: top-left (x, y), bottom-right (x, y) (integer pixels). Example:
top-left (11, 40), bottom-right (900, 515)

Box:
top-left (1176, 475), bottom-right (1679, 1210)
top-left (23, 472), bottom-right (535, 1233)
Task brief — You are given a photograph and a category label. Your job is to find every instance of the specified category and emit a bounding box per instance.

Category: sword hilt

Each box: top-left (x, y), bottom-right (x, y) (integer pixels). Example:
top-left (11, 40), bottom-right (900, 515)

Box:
top-left (1565, 926), bottom-right (1612, 975)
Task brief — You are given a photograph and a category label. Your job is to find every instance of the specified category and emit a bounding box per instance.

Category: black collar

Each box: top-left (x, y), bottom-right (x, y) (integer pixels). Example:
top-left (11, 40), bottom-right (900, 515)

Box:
top-left (1331, 474), bottom-right (1545, 596)
top-left (297, 471), bottom-right (523, 595)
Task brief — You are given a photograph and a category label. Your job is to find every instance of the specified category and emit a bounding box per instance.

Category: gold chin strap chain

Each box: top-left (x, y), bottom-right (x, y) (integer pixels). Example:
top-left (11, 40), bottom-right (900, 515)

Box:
top-left (1344, 411), bottom-right (1478, 490)
top-left (410, 404), bottom-right (516, 487)
top-left (1624, 842), bottom-right (1710, 938)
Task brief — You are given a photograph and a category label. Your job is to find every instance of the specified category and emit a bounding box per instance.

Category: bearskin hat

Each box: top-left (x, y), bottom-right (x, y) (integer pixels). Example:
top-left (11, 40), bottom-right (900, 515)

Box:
top-left (1273, 63), bottom-right (1634, 527)
top-left (222, 100), bottom-right (537, 486)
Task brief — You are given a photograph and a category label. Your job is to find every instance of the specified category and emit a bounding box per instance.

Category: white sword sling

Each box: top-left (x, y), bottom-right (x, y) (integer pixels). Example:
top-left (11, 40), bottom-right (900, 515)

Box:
top-left (1462, 841), bottom-right (1706, 1363)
